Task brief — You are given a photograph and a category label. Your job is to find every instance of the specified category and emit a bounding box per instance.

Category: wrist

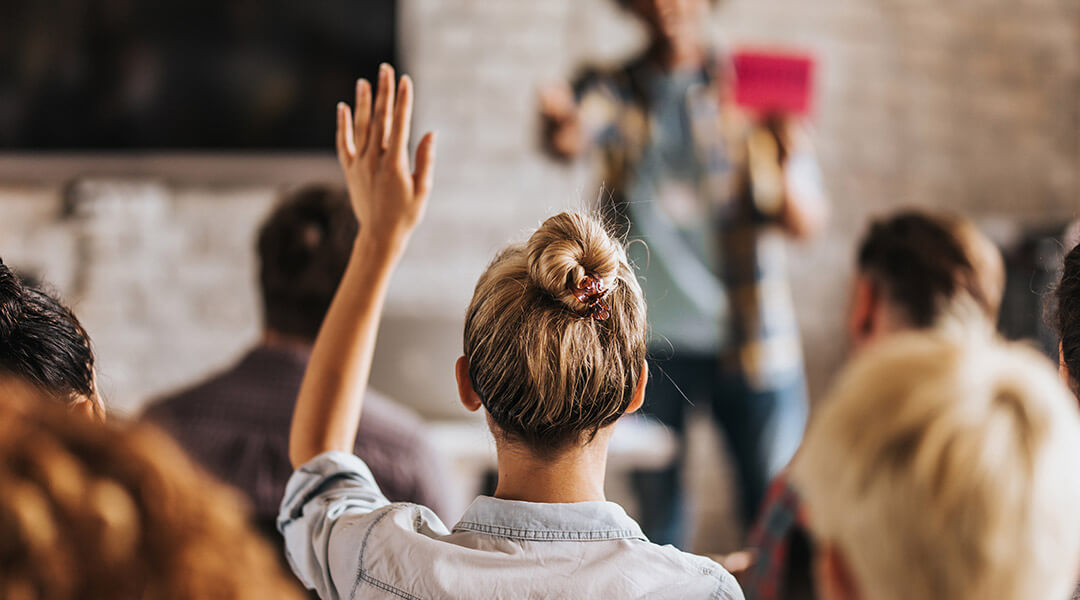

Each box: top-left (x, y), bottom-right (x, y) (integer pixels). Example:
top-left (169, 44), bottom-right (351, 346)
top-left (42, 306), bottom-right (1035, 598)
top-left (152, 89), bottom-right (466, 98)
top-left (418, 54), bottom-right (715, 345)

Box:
top-left (353, 232), bottom-right (407, 265)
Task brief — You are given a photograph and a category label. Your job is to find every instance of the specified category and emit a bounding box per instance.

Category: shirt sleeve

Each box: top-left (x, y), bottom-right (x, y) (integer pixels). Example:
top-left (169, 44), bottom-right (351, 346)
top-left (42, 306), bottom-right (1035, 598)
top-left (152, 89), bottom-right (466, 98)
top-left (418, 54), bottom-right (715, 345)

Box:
top-left (277, 451), bottom-right (391, 599)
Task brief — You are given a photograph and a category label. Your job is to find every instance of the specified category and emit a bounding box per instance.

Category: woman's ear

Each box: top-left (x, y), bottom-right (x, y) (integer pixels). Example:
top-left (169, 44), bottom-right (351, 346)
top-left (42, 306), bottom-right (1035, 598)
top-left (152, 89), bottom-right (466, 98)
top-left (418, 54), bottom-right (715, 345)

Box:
top-left (70, 394), bottom-right (105, 422)
top-left (848, 275), bottom-right (878, 350)
top-left (455, 356), bottom-right (483, 412)
top-left (625, 360), bottom-right (649, 414)
top-left (1059, 341), bottom-right (1077, 394)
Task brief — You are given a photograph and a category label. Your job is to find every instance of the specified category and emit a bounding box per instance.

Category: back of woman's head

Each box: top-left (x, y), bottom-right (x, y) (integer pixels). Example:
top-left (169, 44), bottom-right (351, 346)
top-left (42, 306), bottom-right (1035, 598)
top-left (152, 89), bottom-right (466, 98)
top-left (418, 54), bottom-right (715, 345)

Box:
top-left (1056, 243), bottom-right (1080, 396)
top-left (0, 399), bottom-right (304, 600)
top-left (0, 259), bottom-right (98, 411)
top-left (463, 212), bottom-right (647, 455)
top-left (857, 212), bottom-right (1004, 328)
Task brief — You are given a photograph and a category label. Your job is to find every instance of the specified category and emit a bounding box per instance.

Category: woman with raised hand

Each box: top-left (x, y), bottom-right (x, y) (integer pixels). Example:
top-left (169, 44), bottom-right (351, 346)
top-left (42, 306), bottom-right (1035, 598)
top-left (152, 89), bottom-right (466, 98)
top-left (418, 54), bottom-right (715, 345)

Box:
top-left (280, 64), bottom-right (744, 599)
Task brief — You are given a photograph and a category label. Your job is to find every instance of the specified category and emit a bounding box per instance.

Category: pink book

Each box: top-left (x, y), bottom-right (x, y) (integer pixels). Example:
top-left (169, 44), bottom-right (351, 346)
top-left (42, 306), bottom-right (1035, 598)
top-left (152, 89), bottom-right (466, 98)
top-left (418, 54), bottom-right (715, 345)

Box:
top-left (732, 50), bottom-right (816, 117)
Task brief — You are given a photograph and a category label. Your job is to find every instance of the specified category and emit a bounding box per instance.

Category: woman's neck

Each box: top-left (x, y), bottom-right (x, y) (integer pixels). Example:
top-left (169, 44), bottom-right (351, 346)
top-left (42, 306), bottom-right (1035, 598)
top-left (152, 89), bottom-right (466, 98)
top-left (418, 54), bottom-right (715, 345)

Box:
top-left (492, 433), bottom-right (612, 503)
top-left (649, 36), bottom-right (707, 72)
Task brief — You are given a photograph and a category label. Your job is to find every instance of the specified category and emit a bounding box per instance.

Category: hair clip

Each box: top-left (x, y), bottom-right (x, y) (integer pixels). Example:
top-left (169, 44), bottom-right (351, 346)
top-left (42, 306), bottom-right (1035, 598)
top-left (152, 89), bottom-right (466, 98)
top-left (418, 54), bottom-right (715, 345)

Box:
top-left (572, 274), bottom-right (611, 321)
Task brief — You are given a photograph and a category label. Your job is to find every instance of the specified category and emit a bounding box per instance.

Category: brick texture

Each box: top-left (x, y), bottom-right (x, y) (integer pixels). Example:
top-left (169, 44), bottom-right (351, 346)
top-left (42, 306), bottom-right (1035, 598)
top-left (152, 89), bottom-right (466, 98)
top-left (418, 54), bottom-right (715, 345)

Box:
top-left (0, 0), bottom-right (1078, 423)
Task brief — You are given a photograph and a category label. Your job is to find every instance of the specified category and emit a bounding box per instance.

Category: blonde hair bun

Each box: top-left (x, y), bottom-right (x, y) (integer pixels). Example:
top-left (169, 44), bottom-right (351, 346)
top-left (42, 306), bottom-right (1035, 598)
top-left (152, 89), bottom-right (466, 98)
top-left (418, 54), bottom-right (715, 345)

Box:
top-left (464, 211), bottom-right (647, 455)
top-left (526, 212), bottom-right (621, 315)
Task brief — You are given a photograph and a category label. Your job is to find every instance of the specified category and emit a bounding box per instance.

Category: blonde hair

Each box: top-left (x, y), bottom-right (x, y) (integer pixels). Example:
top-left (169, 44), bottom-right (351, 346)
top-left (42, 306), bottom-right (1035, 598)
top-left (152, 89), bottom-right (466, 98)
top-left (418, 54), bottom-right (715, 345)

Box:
top-left (0, 400), bottom-right (304, 600)
top-left (793, 332), bottom-right (1080, 600)
top-left (463, 212), bottom-right (647, 454)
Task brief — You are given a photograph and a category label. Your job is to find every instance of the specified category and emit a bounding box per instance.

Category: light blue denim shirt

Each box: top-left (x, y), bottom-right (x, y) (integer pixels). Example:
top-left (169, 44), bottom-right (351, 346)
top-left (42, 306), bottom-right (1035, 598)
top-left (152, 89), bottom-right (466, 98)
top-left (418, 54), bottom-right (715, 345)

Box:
top-left (279, 451), bottom-right (744, 599)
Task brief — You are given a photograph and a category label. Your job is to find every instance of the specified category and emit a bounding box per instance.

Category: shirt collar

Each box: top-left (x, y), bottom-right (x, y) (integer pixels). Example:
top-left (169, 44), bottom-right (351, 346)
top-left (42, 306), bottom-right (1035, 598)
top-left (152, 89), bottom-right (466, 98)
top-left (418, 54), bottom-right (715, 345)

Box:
top-left (453, 496), bottom-right (647, 541)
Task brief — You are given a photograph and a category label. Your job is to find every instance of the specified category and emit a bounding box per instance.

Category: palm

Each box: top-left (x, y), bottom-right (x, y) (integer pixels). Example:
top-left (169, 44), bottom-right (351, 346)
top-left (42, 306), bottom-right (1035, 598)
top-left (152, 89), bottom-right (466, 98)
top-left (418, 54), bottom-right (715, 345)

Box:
top-left (336, 64), bottom-right (437, 251)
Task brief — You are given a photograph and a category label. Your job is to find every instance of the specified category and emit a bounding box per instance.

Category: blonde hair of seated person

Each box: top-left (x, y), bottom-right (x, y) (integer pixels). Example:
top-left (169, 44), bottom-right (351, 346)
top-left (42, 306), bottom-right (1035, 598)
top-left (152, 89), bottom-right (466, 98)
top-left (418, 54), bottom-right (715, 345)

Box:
top-left (793, 331), bottom-right (1080, 600)
top-left (0, 400), bottom-right (304, 600)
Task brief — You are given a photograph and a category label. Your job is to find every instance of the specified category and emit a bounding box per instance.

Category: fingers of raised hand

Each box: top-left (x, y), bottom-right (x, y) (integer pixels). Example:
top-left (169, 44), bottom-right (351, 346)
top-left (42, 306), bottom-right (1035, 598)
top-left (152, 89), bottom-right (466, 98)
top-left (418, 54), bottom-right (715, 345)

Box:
top-left (354, 79), bottom-right (372, 156)
top-left (366, 64), bottom-right (396, 160)
top-left (336, 102), bottom-right (356, 166)
top-left (538, 82), bottom-right (575, 119)
top-left (412, 131), bottom-right (437, 201)
top-left (389, 75), bottom-right (413, 164)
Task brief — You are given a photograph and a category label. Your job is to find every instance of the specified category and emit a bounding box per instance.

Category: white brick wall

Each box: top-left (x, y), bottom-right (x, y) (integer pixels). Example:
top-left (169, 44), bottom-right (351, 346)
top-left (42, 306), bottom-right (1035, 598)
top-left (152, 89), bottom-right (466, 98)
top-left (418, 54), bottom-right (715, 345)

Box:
top-left (0, 0), bottom-right (1077, 422)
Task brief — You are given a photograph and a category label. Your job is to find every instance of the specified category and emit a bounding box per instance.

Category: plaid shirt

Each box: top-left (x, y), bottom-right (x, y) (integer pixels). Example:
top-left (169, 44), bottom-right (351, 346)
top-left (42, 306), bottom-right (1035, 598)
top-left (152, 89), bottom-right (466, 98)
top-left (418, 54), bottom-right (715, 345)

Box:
top-left (574, 52), bottom-right (805, 390)
top-left (744, 473), bottom-right (810, 600)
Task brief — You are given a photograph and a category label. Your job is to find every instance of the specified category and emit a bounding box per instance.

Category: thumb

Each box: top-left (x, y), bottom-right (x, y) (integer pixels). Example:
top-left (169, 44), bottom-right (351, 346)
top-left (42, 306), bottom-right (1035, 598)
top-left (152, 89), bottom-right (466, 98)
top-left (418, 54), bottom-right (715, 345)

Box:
top-left (412, 131), bottom-right (438, 200)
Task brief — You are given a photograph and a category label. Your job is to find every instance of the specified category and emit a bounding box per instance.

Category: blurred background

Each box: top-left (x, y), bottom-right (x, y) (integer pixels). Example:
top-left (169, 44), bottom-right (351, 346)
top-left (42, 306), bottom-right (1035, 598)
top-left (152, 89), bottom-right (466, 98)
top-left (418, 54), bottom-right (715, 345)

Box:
top-left (1, 0), bottom-right (1078, 552)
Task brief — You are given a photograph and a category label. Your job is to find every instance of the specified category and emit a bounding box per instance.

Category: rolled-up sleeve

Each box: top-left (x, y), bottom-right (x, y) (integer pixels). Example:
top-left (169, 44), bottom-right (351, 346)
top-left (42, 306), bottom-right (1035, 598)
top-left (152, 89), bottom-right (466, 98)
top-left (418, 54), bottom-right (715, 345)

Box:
top-left (278, 451), bottom-right (391, 598)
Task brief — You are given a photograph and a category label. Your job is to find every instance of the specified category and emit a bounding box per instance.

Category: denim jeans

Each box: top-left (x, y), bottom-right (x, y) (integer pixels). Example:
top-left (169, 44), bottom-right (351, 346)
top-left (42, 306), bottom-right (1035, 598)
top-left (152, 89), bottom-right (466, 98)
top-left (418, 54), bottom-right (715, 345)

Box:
top-left (631, 353), bottom-right (808, 547)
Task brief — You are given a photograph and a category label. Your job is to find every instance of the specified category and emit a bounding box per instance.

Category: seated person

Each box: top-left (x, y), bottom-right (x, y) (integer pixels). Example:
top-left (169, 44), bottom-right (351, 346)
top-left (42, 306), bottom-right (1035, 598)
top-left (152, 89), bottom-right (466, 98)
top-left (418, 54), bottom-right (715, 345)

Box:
top-left (0, 257), bottom-right (103, 420)
top-left (793, 331), bottom-right (1080, 600)
top-left (0, 396), bottom-right (304, 599)
top-left (743, 211), bottom-right (1005, 600)
top-left (1056, 239), bottom-right (1080, 398)
top-left (1052, 240), bottom-right (1080, 600)
top-left (142, 185), bottom-right (453, 540)
top-left (280, 65), bottom-right (744, 599)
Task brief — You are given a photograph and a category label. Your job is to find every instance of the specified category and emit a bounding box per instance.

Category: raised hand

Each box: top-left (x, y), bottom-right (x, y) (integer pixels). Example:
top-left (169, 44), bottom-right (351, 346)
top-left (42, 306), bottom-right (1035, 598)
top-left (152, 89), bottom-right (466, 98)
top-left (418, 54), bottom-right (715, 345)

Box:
top-left (337, 63), bottom-right (437, 257)
top-left (290, 64), bottom-right (436, 468)
top-left (538, 81), bottom-right (583, 159)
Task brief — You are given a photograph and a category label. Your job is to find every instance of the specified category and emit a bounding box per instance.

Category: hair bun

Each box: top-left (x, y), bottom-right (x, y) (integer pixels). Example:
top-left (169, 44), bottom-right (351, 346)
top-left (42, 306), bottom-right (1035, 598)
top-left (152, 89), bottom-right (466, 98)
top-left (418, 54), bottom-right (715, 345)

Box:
top-left (0, 260), bottom-right (26, 339)
top-left (526, 212), bottom-right (621, 314)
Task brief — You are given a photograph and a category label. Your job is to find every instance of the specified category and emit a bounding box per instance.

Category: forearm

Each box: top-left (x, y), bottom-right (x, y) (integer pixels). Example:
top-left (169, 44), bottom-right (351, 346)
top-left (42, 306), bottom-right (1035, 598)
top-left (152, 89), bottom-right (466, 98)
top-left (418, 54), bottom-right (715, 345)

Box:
top-left (780, 183), bottom-right (827, 239)
top-left (289, 237), bottom-right (401, 467)
top-left (779, 153), bottom-right (829, 239)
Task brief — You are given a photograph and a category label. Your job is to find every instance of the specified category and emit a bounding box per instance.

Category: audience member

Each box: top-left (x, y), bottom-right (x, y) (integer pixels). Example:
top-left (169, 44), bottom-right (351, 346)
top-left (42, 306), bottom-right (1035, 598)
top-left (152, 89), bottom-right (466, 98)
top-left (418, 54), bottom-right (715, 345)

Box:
top-left (743, 211), bottom-right (1005, 600)
top-left (280, 65), bottom-right (744, 599)
top-left (142, 185), bottom-right (453, 542)
top-left (0, 397), bottom-right (304, 600)
top-left (1056, 241), bottom-right (1080, 398)
top-left (540, 0), bottom-right (828, 544)
top-left (0, 258), bottom-right (103, 420)
top-left (793, 332), bottom-right (1080, 600)
top-left (1053, 240), bottom-right (1080, 600)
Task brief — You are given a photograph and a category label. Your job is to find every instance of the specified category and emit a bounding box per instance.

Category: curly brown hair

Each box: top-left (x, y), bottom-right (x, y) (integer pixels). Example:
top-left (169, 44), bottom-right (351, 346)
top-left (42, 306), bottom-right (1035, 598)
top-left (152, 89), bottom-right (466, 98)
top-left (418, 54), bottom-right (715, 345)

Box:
top-left (0, 400), bottom-right (305, 600)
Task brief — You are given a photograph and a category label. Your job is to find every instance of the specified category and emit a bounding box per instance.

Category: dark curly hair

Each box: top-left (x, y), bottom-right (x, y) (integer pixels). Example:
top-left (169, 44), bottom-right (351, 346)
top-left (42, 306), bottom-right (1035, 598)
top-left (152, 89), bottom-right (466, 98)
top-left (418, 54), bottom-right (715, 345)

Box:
top-left (0, 259), bottom-right (97, 408)
top-left (1056, 243), bottom-right (1080, 396)
top-left (257, 185), bottom-right (358, 342)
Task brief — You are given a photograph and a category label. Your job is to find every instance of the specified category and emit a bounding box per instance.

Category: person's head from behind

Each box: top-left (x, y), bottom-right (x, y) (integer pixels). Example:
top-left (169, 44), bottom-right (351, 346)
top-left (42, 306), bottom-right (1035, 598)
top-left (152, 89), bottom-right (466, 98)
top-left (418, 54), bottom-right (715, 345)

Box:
top-left (793, 332), bottom-right (1080, 600)
top-left (457, 212), bottom-right (647, 460)
top-left (615, 0), bottom-right (716, 45)
top-left (0, 259), bottom-right (102, 420)
top-left (0, 399), bottom-right (304, 600)
top-left (849, 211), bottom-right (1004, 351)
top-left (258, 185), bottom-right (357, 345)
top-left (1055, 242), bottom-right (1080, 396)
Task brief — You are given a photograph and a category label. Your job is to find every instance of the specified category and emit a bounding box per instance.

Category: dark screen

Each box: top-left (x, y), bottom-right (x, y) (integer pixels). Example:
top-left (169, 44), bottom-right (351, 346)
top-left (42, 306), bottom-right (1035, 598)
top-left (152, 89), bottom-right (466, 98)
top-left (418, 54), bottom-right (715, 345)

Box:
top-left (0, 0), bottom-right (395, 150)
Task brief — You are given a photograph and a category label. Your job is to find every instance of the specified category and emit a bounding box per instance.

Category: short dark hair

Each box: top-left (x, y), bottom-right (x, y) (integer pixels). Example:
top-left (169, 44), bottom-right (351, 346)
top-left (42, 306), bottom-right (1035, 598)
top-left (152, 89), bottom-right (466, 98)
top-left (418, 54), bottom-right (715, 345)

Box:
top-left (857, 212), bottom-right (1001, 329)
top-left (0, 258), bottom-right (96, 402)
top-left (1056, 243), bottom-right (1080, 395)
top-left (257, 185), bottom-right (357, 342)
